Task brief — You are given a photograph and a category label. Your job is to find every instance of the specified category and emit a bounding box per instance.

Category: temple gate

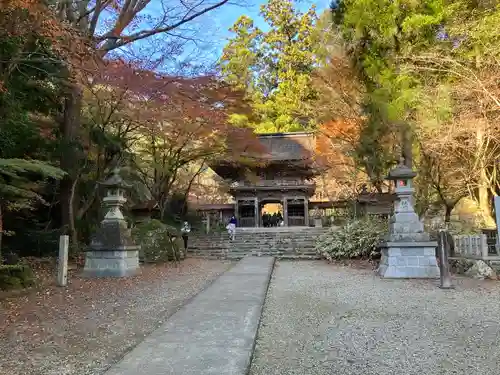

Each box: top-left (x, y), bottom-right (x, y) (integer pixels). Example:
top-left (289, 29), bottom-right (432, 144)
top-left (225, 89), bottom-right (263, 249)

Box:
top-left (211, 132), bottom-right (318, 227)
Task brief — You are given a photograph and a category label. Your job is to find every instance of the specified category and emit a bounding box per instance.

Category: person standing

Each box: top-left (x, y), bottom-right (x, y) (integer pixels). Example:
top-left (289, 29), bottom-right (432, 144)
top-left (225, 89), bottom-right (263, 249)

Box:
top-left (226, 215), bottom-right (237, 241)
top-left (181, 221), bottom-right (191, 251)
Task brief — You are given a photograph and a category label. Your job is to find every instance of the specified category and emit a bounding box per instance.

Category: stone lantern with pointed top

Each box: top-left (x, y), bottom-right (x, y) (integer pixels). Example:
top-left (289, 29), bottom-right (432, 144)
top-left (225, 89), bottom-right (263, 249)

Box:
top-left (377, 158), bottom-right (440, 279)
top-left (83, 169), bottom-right (141, 277)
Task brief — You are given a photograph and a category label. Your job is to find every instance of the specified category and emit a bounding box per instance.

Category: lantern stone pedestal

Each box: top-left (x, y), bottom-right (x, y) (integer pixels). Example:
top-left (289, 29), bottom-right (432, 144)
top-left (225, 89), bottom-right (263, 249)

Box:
top-left (83, 169), bottom-right (141, 278)
top-left (377, 160), bottom-right (440, 279)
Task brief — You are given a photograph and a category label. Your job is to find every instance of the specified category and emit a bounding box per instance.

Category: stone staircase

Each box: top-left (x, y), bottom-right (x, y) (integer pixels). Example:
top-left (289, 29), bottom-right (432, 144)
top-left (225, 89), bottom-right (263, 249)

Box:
top-left (187, 226), bottom-right (330, 260)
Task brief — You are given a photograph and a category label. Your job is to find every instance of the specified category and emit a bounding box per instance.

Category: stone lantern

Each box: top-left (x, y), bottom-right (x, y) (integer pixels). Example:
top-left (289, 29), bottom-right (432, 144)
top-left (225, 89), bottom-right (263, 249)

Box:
top-left (312, 207), bottom-right (323, 227)
top-left (377, 158), bottom-right (440, 278)
top-left (83, 169), bottom-right (141, 277)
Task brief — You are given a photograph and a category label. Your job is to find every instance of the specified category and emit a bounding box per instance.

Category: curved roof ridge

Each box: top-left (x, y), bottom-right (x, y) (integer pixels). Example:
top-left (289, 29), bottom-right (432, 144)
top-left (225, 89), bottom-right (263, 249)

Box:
top-left (256, 131), bottom-right (315, 138)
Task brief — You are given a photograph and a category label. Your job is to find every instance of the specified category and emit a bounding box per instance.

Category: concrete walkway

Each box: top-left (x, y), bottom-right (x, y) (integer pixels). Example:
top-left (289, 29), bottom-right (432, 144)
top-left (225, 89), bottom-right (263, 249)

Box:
top-left (105, 256), bottom-right (275, 375)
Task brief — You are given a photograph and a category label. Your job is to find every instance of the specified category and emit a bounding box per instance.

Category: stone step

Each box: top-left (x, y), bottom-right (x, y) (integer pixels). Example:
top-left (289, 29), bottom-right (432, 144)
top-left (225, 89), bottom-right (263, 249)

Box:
top-left (191, 241), bottom-right (317, 245)
top-left (190, 250), bottom-right (318, 257)
top-left (188, 228), bottom-right (324, 260)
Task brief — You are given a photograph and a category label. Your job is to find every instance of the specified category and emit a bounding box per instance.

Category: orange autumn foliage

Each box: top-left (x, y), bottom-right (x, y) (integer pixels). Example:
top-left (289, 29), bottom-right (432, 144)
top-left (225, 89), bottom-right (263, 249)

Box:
top-left (316, 119), bottom-right (361, 165)
top-left (314, 119), bottom-right (367, 197)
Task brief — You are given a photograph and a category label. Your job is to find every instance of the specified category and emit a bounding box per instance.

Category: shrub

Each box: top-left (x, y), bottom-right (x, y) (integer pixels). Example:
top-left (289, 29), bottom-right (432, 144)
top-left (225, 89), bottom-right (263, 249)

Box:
top-left (132, 219), bottom-right (184, 263)
top-left (0, 264), bottom-right (35, 291)
top-left (315, 216), bottom-right (388, 261)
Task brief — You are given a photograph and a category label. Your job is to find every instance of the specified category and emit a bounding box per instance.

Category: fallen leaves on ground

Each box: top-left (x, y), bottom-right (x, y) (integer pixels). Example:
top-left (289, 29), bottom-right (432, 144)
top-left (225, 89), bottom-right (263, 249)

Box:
top-left (0, 258), bottom-right (233, 375)
top-left (329, 258), bottom-right (377, 270)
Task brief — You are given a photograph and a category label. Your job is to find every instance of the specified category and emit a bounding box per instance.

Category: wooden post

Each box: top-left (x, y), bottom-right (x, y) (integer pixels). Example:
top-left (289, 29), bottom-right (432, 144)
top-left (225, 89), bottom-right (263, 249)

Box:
top-left (494, 196), bottom-right (500, 253)
top-left (480, 234), bottom-right (489, 259)
top-left (234, 200), bottom-right (239, 226)
top-left (283, 197), bottom-right (288, 226)
top-left (57, 235), bottom-right (69, 287)
top-left (206, 214), bottom-right (211, 234)
top-left (438, 230), bottom-right (454, 289)
top-left (303, 198), bottom-right (309, 227)
top-left (254, 197), bottom-right (259, 227)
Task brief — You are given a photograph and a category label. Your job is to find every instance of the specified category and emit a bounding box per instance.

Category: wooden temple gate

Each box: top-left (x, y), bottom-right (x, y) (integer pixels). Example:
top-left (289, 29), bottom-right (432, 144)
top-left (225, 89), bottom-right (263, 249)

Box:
top-left (232, 181), bottom-right (314, 227)
top-left (195, 132), bottom-right (397, 229)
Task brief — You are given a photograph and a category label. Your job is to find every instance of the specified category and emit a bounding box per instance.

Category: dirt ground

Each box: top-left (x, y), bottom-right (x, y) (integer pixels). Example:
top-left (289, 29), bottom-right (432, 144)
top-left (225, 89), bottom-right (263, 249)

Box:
top-left (0, 258), bottom-right (233, 375)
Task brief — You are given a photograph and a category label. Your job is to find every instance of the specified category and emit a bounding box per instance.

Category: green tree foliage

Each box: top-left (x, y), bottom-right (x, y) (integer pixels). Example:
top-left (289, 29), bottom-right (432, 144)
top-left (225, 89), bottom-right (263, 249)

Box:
top-left (0, 159), bottom-right (65, 255)
top-left (0, 159), bottom-right (65, 209)
top-left (0, 4), bottom-right (69, 258)
top-left (0, 9), bottom-right (63, 161)
top-left (332, 0), bottom-right (446, 170)
top-left (331, 0), bottom-right (500, 221)
top-left (220, 0), bottom-right (321, 133)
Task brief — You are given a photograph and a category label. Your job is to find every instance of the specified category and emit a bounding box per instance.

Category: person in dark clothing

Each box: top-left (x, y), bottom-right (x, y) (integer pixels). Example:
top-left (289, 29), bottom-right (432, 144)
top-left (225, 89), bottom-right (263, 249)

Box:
top-left (270, 213), bottom-right (277, 227)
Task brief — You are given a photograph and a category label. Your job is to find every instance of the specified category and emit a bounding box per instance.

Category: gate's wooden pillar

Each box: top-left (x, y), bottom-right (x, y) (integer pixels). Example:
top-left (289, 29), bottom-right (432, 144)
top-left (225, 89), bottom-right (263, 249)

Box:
top-left (254, 197), bottom-right (259, 227)
top-left (234, 199), bottom-right (239, 226)
top-left (304, 198), bottom-right (309, 227)
top-left (283, 196), bottom-right (288, 226)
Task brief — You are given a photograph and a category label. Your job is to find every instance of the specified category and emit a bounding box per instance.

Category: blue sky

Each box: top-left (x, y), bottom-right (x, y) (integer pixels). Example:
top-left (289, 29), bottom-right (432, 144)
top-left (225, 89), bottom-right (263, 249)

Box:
top-left (122, 0), bottom-right (331, 73)
top-left (211, 0), bottom-right (328, 36)
top-left (202, 0), bottom-right (330, 55)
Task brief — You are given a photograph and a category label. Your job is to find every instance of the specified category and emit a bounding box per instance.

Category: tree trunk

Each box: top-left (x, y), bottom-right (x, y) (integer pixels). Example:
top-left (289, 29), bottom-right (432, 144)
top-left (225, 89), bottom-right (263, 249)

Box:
top-left (60, 85), bottom-right (83, 246)
top-left (0, 203), bottom-right (3, 260)
top-left (476, 126), bottom-right (493, 225)
top-left (444, 204), bottom-right (452, 223)
top-left (373, 180), bottom-right (383, 193)
top-left (401, 123), bottom-right (413, 168)
top-left (478, 167), bottom-right (491, 218)
top-left (69, 176), bottom-right (80, 253)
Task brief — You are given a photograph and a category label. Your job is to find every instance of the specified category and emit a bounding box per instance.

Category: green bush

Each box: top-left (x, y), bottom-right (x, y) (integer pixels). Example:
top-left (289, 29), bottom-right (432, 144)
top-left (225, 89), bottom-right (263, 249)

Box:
top-left (0, 264), bottom-right (35, 291)
top-left (132, 219), bottom-right (184, 263)
top-left (315, 216), bottom-right (388, 261)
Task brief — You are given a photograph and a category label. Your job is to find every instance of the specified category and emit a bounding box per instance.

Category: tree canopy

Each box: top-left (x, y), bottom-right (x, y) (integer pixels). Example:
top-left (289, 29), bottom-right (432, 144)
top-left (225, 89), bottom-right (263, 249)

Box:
top-left (1, 0), bottom-right (500, 262)
top-left (326, 0), bottom-right (500, 221)
top-left (220, 0), bottom-right (322, 132)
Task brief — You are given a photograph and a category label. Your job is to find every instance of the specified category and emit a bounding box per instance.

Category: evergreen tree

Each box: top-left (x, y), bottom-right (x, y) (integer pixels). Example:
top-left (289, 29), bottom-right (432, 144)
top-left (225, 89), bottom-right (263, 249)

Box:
top-left (220, 0), bottom-right (321, 133)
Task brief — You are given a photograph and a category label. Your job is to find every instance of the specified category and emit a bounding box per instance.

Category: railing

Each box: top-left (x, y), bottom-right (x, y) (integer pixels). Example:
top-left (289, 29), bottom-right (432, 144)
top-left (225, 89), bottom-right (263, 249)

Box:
top-left (453, 234), bottom-right (490, 259)
top-left (230, 179), bottom-right (315, 188)
top-left (482, 229), bottom-right (498, 255)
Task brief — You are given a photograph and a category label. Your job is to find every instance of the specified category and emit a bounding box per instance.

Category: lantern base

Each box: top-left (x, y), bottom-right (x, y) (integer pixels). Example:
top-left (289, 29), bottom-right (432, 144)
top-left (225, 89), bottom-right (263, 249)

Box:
top-left (84, 221), bottom-right (141, 278)
top-left (83, 248), bottom-right (141, 278)
top-left (377, 241), bottom-right (440, 279)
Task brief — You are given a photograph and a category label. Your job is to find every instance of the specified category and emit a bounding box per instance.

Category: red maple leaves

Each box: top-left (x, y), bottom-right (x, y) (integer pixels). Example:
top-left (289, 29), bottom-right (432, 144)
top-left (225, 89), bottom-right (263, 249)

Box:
top-left (88, 59), bottom-right (262, 157)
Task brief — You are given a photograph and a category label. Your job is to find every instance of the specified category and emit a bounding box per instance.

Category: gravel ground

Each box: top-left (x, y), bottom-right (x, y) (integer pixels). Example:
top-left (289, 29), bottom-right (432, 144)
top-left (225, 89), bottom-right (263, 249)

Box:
top-left (250, 260), bottom-right (500, 375)
top-left (0, 259), bottom-right (233, 375)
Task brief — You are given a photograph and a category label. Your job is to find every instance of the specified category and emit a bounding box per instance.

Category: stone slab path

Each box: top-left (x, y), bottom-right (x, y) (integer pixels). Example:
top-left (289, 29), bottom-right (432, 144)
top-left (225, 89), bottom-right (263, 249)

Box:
top-left (105, 256), bottom-right (275, 375)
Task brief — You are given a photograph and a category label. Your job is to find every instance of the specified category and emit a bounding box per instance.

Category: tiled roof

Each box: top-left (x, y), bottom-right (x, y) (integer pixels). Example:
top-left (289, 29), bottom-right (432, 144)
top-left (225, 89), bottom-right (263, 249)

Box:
top-left (256, 132), bottom-right (314, 161)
